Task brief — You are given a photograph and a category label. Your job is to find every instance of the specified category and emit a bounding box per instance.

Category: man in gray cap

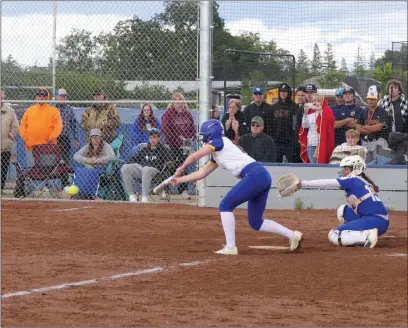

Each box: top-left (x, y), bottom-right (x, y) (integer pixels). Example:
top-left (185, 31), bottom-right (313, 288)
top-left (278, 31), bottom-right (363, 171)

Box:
top-left (237, 116), bottom-right (276, 162)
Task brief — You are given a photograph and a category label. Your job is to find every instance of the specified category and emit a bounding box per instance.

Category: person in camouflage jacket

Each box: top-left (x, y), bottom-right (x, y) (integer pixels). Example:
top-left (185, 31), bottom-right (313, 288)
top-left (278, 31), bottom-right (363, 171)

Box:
top-left (81, 90), bottom-right (120, 143)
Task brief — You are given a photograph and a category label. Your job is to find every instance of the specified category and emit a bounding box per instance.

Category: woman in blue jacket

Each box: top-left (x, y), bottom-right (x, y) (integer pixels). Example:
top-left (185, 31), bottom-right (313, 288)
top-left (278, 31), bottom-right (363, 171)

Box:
top-left (132, 104), bottom-right (161, 145)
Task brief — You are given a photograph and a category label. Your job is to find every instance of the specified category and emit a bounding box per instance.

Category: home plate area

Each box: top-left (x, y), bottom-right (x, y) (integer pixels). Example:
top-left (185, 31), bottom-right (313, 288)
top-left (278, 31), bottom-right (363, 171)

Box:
top-left (1, 200), bottom-right (407, 326)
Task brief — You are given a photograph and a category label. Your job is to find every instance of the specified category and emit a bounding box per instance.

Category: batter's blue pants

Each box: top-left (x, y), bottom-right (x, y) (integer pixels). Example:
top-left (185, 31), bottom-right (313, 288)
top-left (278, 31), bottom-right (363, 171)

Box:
top-left (219, 162), bottom-right (271, 231)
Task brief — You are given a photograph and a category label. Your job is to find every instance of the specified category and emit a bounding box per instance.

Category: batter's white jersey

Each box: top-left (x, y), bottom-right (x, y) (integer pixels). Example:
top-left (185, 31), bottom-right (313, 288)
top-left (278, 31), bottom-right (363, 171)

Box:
top-left (207, 137), bottom-right (256, 178)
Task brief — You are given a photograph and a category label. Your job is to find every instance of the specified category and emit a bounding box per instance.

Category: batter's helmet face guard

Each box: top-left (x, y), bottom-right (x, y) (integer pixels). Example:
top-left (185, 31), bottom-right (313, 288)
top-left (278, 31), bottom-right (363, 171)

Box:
top-left (339, 155), bottom-right (366, 177)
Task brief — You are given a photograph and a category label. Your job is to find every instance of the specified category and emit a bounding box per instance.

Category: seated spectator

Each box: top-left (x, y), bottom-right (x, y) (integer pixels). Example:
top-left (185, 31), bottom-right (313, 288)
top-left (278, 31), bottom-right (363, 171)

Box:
top-left (238, 116), bottom-right (276, 162)
top-left (221, 98), bottom-right (248, 144)
top-left (121, 128), bottom-right (170, 203)
top-left (81, 90), bottom-right (120, 143)
top-left (329, 129), bottom-right (367, 164)
top-left (161, 92), bottom-right (196, 200)
top-left (132, 103), bottom-right (161, 145)
top-left (73, 128), bottom-right (116, 168)
top-left (211, 105), bottom-right (221, 120)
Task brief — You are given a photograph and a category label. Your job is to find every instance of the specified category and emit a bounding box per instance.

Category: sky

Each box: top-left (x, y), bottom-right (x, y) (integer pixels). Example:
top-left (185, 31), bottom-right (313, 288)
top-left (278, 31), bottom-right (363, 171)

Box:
top-left (1, 1), bottom-right (407, 72)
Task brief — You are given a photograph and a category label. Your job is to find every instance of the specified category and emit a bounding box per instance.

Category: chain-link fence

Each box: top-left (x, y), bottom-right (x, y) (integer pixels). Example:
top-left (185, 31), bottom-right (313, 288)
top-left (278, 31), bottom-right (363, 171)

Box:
top-left (1, 1), bottom-right (408, 203)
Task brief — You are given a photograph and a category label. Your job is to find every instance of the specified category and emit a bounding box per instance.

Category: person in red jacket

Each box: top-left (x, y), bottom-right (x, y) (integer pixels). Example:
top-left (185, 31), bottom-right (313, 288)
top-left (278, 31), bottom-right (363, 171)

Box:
top-left (161, 92), bottom-right (196, 199)
top-left (299, 94), bottom-right (335, 164)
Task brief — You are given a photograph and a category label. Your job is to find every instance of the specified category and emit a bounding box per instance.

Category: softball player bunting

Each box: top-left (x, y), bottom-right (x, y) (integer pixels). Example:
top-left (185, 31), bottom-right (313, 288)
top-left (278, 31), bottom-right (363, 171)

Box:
top-left (298, 155), bottom-right (389, 248)
top-left (172, 119), bottom-right (303, 255)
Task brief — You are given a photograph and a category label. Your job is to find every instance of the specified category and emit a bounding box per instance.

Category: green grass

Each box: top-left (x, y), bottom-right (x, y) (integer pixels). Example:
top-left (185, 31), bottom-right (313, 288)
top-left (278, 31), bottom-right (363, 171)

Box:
top-left (294, 197), bottom-right (304, 210)
top-left (386, 206), bottom-right (394, 212)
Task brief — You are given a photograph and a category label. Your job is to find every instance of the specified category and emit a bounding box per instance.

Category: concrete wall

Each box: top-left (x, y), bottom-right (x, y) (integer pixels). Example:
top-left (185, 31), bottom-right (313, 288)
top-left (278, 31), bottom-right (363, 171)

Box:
top-left (205, 163), bottom-right (408, 211)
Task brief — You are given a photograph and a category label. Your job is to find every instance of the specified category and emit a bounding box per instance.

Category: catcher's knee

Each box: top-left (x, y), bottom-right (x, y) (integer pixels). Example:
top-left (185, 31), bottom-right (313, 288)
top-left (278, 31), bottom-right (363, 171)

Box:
top-left (337, 205), bottom-right (347, 224)
top-left (328, 229), bottom-right (341, 246)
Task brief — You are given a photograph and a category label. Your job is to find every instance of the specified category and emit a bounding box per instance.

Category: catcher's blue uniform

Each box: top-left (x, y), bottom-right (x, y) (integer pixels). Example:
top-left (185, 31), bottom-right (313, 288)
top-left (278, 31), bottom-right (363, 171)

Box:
top-left (336, 177), bottom-right (389, 235)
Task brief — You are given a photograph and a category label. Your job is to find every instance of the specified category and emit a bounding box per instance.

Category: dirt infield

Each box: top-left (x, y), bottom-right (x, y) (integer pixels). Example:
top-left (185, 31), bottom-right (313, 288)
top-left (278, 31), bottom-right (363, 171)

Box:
top-left (1, 200), bottom-right (407, 326)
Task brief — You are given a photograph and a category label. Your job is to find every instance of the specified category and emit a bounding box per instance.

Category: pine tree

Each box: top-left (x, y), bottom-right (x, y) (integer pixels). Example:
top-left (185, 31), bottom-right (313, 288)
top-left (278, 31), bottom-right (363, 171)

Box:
top-left (368, 52), bottom-right (376, 71)
top-left (311, 43), bottom-right (322, 75)
top-left (296, 49), bottom-right (310, 85)
top-left (340, 57), bottom-right (348, 74)
top-left (353, 45), bottom-right (366, 76)
top-left (323, 43), bottom-right (337, 72)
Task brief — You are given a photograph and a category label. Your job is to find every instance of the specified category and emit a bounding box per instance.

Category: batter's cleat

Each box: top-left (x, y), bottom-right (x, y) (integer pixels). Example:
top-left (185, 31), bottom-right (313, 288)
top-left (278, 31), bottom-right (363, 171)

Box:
top-left (364, 229), bottom-right (378, 248)
top-left (289, 231), bottom-right (304, 251)
top-left (214, 245), bottom-right (238, 255)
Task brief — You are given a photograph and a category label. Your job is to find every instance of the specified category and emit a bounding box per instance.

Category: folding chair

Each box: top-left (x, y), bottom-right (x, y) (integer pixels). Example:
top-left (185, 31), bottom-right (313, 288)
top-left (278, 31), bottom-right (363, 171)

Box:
top-left (13, 144), bottom-right (73, 198)
top-left (98, 135), bottom-right (127, 200)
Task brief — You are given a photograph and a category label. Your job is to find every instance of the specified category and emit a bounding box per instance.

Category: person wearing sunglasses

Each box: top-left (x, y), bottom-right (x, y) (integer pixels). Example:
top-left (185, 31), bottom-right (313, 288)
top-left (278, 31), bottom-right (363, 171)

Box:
top-left (19, 88), bottom-right (62, 151)
top-left (237, 116), bottom-right (276, 162)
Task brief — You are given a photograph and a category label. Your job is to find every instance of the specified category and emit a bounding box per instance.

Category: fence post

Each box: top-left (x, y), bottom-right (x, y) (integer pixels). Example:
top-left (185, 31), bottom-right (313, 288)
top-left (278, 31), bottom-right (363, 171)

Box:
top-left (198, 0), bottom-right (212, 207)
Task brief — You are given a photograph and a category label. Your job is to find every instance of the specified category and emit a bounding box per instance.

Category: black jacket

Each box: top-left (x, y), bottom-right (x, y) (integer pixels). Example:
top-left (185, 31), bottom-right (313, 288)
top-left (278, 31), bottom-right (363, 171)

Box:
top-left (271, 99), bottom-right (298, 143)
top-left (128, 143), bottom-right (170, 171)
top-left (221, 111), bottom-right (248, 142)
top-left (243, 102), bottom-right (274, 136)
top-left (237, 132), bottom-right (276, 162)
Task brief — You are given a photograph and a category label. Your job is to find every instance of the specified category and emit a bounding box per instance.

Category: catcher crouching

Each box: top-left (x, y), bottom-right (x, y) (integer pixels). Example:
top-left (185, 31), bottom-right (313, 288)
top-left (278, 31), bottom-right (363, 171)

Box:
top-left (277, 155), bottom-right (389, 248)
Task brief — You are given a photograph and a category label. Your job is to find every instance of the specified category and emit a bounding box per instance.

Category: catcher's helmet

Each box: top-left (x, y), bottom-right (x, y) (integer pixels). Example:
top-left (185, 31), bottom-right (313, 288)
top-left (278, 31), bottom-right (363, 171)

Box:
top-left (199, 119), bottom-right (224, 142)
top-left (339, 155), bottom-right (366, 177)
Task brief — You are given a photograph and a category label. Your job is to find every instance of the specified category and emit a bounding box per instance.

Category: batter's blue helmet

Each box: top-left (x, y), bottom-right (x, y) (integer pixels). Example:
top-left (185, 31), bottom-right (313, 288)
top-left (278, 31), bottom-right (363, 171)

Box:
top-left (199, 119), bottom-right (224, 142)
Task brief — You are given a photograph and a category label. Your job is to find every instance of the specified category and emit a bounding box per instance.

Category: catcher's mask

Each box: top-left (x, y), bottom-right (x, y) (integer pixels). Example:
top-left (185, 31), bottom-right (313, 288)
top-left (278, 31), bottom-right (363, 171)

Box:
top-left (339, 155), bottom-right (366, 177)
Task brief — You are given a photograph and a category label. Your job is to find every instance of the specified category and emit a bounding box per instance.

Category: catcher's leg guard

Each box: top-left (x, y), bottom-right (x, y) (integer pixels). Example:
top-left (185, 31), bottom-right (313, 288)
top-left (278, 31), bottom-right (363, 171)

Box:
top-left (336, 205), bottom-right (347, 224)
top-left (328, 229), bottom-right (370, 247)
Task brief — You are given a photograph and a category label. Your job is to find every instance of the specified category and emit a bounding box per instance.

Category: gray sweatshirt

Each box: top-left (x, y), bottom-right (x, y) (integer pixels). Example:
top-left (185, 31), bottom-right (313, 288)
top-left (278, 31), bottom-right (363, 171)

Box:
top-left (73, 142), bottom-right (116, 167)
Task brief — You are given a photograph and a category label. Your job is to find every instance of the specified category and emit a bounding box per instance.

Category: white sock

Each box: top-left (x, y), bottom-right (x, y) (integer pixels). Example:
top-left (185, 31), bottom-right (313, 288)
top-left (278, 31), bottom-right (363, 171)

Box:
top-left (220, 212), bottom-right (236, 248)
top-left (339, 230), bottom-right (369, 246)
top-left (259, 219), bottom-right (294, 239)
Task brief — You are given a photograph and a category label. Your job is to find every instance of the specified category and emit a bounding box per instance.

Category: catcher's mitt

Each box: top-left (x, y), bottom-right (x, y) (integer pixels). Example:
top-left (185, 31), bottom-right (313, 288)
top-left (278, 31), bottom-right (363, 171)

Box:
top-left (277, 174), bottom-right (301, 197)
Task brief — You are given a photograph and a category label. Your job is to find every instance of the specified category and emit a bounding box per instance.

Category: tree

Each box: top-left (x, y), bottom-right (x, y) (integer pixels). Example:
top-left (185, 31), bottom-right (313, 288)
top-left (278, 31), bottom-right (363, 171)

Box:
top-left (317, 71), bottom-right (346, 88)
top-left (311, 43), bottom-right (322, 75)
top-left (353, 45), bottom-right (366, 76)
top-left (340, 57), bottom-right (348, 74)
top-left (57, 29), bottom-right (98, 73)
top-left (323, 43), bottom-right (337, 72)
top-left (369, 52), bottom-right (376, 71)
top-left (296, 49), bottom-right (310, 85)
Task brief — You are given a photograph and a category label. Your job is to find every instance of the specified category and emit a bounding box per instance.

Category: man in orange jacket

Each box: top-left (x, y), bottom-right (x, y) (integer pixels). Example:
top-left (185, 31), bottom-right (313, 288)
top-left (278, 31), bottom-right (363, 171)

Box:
top-left (19, 88), bottom-right (63, 151)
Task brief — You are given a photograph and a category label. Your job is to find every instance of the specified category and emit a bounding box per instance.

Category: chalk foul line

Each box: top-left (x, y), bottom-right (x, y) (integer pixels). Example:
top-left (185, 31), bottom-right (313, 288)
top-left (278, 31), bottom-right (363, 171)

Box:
top-left (2, 259), bottom-right (214, 299)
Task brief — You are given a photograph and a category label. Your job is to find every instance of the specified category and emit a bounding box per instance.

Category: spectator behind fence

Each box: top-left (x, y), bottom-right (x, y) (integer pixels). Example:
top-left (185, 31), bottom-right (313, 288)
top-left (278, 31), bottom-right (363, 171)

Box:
top-left (237, 116), bottom-right (276, 162)
top-left (55, 88), bottom-right (79, 166)
top-left (243, 87), bottom-right (273, 136)
top-left (222, 98), bottom-right (248, 144)
top-left (211, 105), bottom-right (221, 120)
top-left (271, 83), bottom-right (298, 163)
top-left (1, 90), bottom-right (19, 192)
top-left (121, 128), bottom-right (170, 203)
top-left (314, 94), bottom-right (335, 164)
top-left (132, 103), bottom-right (161, 145)
top-left (378, 79), bottom-right (408, 133)
top-left (332, 87), bottom-right (362, 146)
top-left (301, 99), bottom-right (319, 164)
top-left (161, 92), bottom-right (196, 200)
top-left (20, 88), bottom-right (62, 151)
top-left (81, 89), bottom-right (120, 144)
top-left (356, 86), bottom-right (391, 164)
top-left (73, 128), bottom-right (116, 168)
top-left (329, 129), bottom-right (367, 164)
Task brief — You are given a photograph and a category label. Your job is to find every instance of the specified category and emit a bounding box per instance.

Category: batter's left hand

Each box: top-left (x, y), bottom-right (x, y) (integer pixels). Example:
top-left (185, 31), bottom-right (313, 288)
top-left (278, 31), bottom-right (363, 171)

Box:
top-left (171, 177), bottom-right (181, 187)
top-left (174, 167), bottom-right (184, 178)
